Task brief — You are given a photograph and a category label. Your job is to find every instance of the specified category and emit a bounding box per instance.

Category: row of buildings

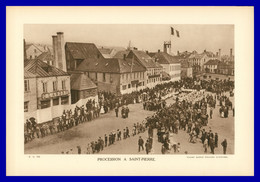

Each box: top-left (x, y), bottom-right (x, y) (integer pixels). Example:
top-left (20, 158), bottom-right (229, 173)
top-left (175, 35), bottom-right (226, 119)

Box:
top-left (24, 32), bottom-right (234, 123)
top-left (24, 32), bottom-right (183, 123)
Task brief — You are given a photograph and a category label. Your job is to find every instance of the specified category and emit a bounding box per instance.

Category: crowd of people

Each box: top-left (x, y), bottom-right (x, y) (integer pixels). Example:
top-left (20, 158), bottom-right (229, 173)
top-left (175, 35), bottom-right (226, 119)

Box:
top-left (25, 76), bottom-right (234, 155)
top-left (24, 99), bottom-right (100, 143)
top-left (61, 122), bottom-right (147, 154)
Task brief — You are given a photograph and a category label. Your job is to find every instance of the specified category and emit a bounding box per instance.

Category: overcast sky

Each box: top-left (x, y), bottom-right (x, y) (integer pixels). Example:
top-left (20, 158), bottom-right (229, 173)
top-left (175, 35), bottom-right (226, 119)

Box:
top-left (24, 24), bottom-right (234, 55)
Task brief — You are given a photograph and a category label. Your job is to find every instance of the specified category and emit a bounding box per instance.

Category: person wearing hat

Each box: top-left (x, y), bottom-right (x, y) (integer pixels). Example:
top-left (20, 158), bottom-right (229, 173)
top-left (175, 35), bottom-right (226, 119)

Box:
top-left (215, 133), bottom-right (219, 148)
top-left (77, 146), bottom-right (81, 154)
top-left (145, 140), bottom-right (151, 154)
top-left (115, 106), bottom-right (119, 117)
top-left (125, 106), bottom-right (129, 118)
top-left (221, 139), bottom-right (228, 154)
top-left (138, 136), bottom-right (144, 152)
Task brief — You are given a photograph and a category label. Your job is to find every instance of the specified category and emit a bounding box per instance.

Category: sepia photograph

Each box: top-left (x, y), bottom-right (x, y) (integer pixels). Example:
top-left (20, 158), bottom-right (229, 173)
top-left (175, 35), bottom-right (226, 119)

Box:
top-left (6, 6), bottom-right (254, 176)
top-left (23, 24), bottom-right (235, 155)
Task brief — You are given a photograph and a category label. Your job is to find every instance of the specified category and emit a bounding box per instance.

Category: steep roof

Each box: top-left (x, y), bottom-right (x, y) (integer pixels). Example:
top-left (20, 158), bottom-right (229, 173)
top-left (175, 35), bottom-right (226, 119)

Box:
top-left (24, 69), bottom-right (36, 78)
top-left (113, 50), bottom-right (130, 59)
top-left (36, 51), bottom-right (54, 62)
top-left (204, 59), bottom-right (220, 65)
top-left (65, 42), bottom-right (104, 60)
top-left (24, 59), bottom-right (69, 77)
top-left (152, 52), bottom-right (180, 64)
top-left (189, 53), bottom-right (207, 59)
top-left (127, 50), bottom-right (162, 68)
top-left (76, 57), bottom-right (146, 73)
top-left (70, 73), bottom-right (97, 91)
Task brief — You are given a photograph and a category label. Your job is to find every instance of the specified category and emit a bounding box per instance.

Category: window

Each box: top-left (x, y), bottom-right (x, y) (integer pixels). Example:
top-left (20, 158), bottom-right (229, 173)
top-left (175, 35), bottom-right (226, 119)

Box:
top-left (95, 72), bottom-right (98, 81)
top-left (53, 81), bottom-right (57, 91)
top-left (43, 82), bottom-right (47, 93)
top-left (62, 80), bottom-right (66, 90)
top-left (24, 102), bottom-right (29, 112)
top-left (34, 49), bottom-right (37, 53)
top-left (122, 85), bottom-right (127, 90)
top-left (41, 100), bottom-right (50, 109)
top-left (24, 80), bottom-right (30, 92)
top-left (53, 97), bottom-right (59, 106)
top-left (103, 73), bottom-right (106, 82)
top-left (122, 74), bottom-right (124, 80)
top-left (128, 84), bottom-right (131, 88)
top-left (61, 96), bottom-right (69, 105)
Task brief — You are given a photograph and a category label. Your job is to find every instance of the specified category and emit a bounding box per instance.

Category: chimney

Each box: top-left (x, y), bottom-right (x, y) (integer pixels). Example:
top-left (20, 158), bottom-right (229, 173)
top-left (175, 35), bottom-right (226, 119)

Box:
top-left (56, 32), bottom-right (67, 72)
top-left (204, 49), bottom-right (206, 53)
top-left (158, 49), bottom-right (160, 53)
top-left (177, 51), bottom-right (180, 56)
top-left (218, 49), bottom-right (221, 59)
top-left (52, 35), bottom-right (58, 68)
top-left (216, 52), bottom-right (218, 57)
top-left (123, 54), bottom-right (126, 60)
top-left (146, 50), bottom-right (149, 54)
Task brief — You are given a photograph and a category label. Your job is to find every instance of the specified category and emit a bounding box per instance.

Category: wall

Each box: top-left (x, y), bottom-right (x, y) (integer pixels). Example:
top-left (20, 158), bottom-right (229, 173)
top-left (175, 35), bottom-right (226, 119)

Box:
top-left (91, 72), bottom-right (121, 94)
top-left (26, 45), bottom-right (43, 59)
top-left (36, 75), bottom-right (70, 98)
top-left (24, 77), bottom-right (37, 122)
top-left (119, 71), bottom-right (146, 94)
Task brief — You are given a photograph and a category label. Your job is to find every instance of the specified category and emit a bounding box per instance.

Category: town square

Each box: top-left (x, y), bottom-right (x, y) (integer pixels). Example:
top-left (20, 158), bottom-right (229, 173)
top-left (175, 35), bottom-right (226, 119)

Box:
top-left (23, 24), bottom-right (235, 155)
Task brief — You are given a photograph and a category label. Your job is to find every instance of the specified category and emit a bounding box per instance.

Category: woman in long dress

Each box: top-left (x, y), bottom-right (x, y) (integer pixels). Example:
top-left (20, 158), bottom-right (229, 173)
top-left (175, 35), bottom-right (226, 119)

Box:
top-left (100, 105), bottom-right (105, 114)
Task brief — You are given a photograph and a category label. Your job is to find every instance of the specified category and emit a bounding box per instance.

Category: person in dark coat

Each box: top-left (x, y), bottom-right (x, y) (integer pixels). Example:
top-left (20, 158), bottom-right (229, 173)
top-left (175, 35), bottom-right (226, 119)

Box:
top-left (145, 140), bottom-right (151, 154)
top-left (126, 127), bottom-right (130, 138)
top-left (125, 106), bottom-right (129, 118)
top-left (104, 134), bottom-right (108, 147)
top-left (215, 133), bottom-right (218, 148)
top-left (209, 137), bottom-right (215, 154)
top-left (77, 146), bottom-right (81, 154)
top-left (138, 136), bottom-right (144, 152)
top-left (221, 139), bottom-right (228, 154)
top-left (115, 106), bottom-right (119, 117)
top-left (121, 106), bottom-right (125, 119)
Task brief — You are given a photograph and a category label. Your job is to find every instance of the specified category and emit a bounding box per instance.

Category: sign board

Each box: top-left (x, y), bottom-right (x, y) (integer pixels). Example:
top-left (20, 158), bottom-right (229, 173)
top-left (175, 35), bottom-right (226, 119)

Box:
top-left (42, 90), bottom-right (69, 99)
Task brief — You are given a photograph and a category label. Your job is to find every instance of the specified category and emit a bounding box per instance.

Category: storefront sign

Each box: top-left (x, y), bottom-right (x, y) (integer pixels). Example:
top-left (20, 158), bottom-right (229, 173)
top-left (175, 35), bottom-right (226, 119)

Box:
top-left (42, 90), bottom-right (69, 99)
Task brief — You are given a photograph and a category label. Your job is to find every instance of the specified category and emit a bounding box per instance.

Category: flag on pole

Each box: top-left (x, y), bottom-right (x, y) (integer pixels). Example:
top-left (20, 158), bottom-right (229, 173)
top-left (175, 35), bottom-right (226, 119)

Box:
top-left (176, 30), bottom-right (180, 37)
top-left (171, 27), bottom-right (174, 35)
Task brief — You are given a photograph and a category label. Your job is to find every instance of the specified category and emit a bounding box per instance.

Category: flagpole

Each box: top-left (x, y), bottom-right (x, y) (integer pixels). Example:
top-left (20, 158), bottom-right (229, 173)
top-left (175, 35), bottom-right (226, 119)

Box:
top-left (170, 26), bottom-right (173, 55)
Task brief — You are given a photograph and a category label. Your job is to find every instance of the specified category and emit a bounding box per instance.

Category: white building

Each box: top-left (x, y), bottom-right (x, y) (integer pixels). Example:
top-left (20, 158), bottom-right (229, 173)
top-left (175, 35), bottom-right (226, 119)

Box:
top-left (151, 52), bottom-right (181, 82)
top-left (24, 59), bottom-right (71, 123)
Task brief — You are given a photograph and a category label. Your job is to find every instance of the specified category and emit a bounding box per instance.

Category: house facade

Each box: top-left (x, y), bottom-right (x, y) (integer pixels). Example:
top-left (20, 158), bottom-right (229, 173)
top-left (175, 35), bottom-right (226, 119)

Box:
top-left (24, 59), bottom-right (71, 123)
top-left (203, 59), bottom-right (220, 73)
top-left (151, 52), bottom-right (181, 82)
top-left (127, 50), bottom-right (163, 88)
top-left (65, 42), bottom-right (147, 95)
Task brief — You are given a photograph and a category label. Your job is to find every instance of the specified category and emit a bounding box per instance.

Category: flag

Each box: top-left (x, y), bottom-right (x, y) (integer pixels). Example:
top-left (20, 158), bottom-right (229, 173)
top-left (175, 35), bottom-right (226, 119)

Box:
top-left (171, 27), bottom-right (174, 35)
top-left (176, 30), bottom-right (180, 37)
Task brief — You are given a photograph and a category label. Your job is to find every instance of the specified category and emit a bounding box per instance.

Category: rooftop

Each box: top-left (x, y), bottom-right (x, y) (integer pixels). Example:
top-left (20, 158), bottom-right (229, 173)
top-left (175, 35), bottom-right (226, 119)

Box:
top-left (127, 50), bottom-right (162, 68)
top-left (65, 42), bottom-right (104, 60)
top-left (24, 59), bottom-right (69, 78)
top-left (76, 57), bottom-right (146, 73)
top-left (204, 59), bottom-right (220, 65)
top-left (70, 73), bottom-right (97, 91)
